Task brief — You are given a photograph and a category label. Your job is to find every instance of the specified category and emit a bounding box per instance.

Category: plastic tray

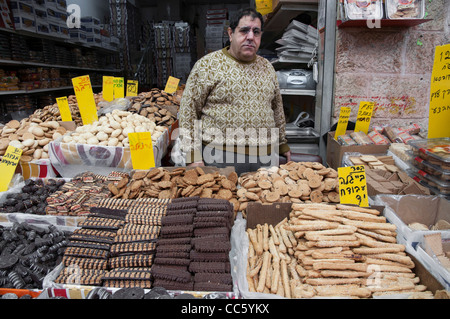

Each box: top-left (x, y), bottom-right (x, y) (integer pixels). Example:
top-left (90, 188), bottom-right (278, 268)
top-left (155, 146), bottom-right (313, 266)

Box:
top-left (385, 0), bottom-right (425, 19)
top-left (408, 138), bottom-right (450, 169)
top-left (344, 0), bottom-right (383, 20)
top-left (412, 156), bottom-right (450, 182)
top-left (410, 168), bottom-right (450, 195)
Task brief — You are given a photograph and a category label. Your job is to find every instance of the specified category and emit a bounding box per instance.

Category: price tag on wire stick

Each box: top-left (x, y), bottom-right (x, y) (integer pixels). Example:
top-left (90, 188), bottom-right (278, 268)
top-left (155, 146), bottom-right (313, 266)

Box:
top-left (113, 77), bottom-right (125, 99)
top-left (128, 132), bottom-right (155, 170)
top-left (55, 96), bottom-right (72, 122)
top-left (103, 76), bottom-right (114, 102)
top-left (72, 75), bottom-right (98, 125)
top-left (334, 107), bottom-right (351, 140)
top-left (164, 76), bottom-right (180, 94)
top-left (354, 101), bottom-right (374, 134)
top-left (428, 43), bottom-right (450, 138)
top-left (338, 165), bottom-right (369, 207)
top-left (0, 145), bottom-right (23, 192)
top-left (126, 80), bottom-right (138, 97)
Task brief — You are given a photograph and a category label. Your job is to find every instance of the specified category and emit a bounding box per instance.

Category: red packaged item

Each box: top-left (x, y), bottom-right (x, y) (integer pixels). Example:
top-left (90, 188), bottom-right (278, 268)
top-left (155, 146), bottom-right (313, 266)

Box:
top-left (368, 130), bottom-right (390, 145)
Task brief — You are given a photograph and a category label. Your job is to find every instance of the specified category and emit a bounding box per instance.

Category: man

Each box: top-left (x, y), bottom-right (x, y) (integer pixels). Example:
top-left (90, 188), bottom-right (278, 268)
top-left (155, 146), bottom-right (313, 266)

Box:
top-left (178, 8), bottom-right (291, 175)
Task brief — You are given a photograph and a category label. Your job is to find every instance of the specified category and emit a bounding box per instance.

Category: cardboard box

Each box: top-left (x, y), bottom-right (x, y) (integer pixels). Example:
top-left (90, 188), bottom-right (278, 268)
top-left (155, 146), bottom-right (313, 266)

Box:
top-left (375, 194), bottom-right (450, 249)
top-left (326, 131), bottom-right (390, 169)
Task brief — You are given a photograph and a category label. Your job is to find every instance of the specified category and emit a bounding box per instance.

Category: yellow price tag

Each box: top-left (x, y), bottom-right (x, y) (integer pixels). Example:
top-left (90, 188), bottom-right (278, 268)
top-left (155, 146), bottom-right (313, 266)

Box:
top-left (334, 107), bottom-right (351, 140)
top-left (255, 0), bottom-right (273, 15)
top-left (428, 44), bottom-right (450, 139)
top-left (164, 76), bottom-right (180, 94)
top-left (72, 75), bottom-right (98, 125)
top-left (103, 76), bottom-right (114, 102)
top-left (0, 145), bottom-right (23, 192)
top-left (338, 165), bottom-right (369, 208)
top-left (354, 101), bottom-right (374, 135)
top-left (128, 132), bottom-right (155, 170)
top-left (126, 80), bottom-right (139, 97)
top-left (113, 77), bottom-right (125, 99)
top-left (56, 96), bottom-right (73, 122)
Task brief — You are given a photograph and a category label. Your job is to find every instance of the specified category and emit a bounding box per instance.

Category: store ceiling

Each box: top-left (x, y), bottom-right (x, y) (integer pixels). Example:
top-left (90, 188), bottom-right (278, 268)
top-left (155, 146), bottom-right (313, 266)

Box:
top-left (137, 0), bottom-right (250, 7)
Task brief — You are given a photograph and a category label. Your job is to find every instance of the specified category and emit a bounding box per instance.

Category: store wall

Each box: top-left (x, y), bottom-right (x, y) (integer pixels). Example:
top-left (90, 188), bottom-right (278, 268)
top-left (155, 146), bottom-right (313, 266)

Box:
top-left (332, 0), bottom-right (450, 133)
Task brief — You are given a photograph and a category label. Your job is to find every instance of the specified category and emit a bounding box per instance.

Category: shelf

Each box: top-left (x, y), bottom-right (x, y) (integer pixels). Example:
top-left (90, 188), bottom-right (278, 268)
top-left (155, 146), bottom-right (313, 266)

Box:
top-left (0, 85), bottom-right (102, 96)
top-left (0, 59), bottom-right (122, 73)
top-left (280, 88), bottom-right (315, 96)
top-left (336, 19), bottom-right (432, 28)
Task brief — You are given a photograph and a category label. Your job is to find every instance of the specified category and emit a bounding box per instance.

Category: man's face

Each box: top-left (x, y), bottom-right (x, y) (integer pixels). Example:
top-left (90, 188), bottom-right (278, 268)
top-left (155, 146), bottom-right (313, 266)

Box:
top-left (227, 15), bottom-right (262, 62)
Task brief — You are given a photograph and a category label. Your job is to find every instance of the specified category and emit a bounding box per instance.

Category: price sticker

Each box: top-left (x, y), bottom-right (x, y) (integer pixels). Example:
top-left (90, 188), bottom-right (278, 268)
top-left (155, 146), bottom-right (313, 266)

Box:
top-left (164, 76), bottom-right (180, 94)
top-left (126, 80), bottom-right (139, 97)
top-left (56, 96), bottom-right (73, 122)
top-left (428, 44), bottom-right (450, 138)
top-left (354, 102), bottom-right (374, 134)
top-left (338, 165), bottom-right (369, 208)
top-left (103, 76), bottom-right (114, 102)
top-left (334, 107), bottom-right (351, 140)
top-left (72, 75), bottom-right (98, 125)
top-left (128, 132), bottom-right (155, 170)
top-left (0, 145), bottom-right (23, 192)
top-left (113, 77), bottom-right (125, 99)
top-left (255, 0), bottom-right (273, 15)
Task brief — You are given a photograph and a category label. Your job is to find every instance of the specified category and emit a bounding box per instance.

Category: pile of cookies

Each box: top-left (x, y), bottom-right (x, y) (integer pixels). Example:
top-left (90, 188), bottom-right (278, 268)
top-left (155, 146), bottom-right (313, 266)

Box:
top-left (127, 88), bottom-right (178, 128)
top-left (0, 119), bottom-right (70, 161)
top-left (246, 203), bottom-right (434, 299)
top-left (237, 162), bottom-right (340, 213)
top-left (107, 167), bottom-right (240, 213)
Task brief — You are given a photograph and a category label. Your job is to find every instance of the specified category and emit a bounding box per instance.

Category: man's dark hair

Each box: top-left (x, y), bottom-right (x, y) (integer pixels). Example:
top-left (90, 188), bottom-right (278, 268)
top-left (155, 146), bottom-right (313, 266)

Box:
top-left (229, 7), bottom-right (264, 32)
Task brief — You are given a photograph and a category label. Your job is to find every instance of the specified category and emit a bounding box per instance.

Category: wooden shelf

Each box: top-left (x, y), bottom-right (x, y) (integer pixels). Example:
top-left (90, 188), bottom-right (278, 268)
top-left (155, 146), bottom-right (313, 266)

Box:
top-left (336, 19), bottom-right (432, 28)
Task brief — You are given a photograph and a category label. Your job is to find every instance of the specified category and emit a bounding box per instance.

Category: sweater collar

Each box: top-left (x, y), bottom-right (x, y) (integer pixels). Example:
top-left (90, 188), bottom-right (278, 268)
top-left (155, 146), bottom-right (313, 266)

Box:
top-left (222, 46), bottom-right (257, 64)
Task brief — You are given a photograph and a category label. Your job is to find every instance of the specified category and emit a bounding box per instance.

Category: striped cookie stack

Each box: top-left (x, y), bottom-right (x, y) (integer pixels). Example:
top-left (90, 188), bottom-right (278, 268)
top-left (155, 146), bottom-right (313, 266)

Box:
top-left (56, 207), bottom-right (127, 286)
top-left (152, 197), bottom-right (198, 291)
top-left (190, 198), bottom-right (234, 292)
top-left (103, 198), bottom-right (169, 289)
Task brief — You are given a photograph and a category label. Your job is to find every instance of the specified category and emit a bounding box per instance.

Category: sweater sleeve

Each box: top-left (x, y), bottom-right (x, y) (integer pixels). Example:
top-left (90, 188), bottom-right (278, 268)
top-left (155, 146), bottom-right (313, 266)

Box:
top-left (271, 69), bottom-right (290, 155)
top-left (178, 59), bottom-right (208, 163)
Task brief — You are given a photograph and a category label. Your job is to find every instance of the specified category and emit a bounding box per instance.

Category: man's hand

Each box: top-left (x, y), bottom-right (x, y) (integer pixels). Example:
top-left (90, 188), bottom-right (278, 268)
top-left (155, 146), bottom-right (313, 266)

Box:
top-left (188, 161), bottom-right (205, 167)
top-left (283, 151), bottom-right (292, 162)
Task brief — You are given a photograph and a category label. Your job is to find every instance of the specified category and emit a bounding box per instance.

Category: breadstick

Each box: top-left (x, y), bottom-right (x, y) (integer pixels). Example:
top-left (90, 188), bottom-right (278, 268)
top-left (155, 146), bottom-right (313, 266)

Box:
top-left (289, 259), bottom-right (301, 282)
top-left (308, 240), bottom-right (361, 248)
top-left (266, 262), bottom-right (273, 289)
top-left (280, 259), bottom-right (291, 298)
top-left (247, 274), bottom-right (256, 292)
top-left (280, 226), bottom-right (293, 248)
top-left (356, 228), bottom-right (397, 243)
top-left (271, 261), bottom-right (280, 294)
top-left (292, 203), bottom-right (336, 211)
top-left (248, 256), bottom-right (263, 277)
top-left (353, 247), bottom-right (404, 254)
top-left (257, 225), bottom-right (264, 254)
top-left (342, 219), bottom-right (397, 231)
top-left (340, 210), bottom-right (386, 223)
top-left (369, 253), bottom-right (415, 267)
top-left (286, 229), bottom-right (297, 247)
top-left (355, 233), bottom-right (405, 251)
top-left (268, 237), bottom-right (280, 262)
top-left (365, 257), bottom-right (415, 269)
top-left (286, 220), bottom-right (340, 232)
top-left (336, 204), bottom-right (381, 215)
top-left (257, 251), bottom-right (271, 292)
top-left (276, 228), bottom-right (287, 253)
top-left (311, 251), bottom-right (365, 262)
top-left (313, 261), bottom-right (368, 272)
top-left (263, 223), bottom-right (269, 251)
top-left (305, 233), bottom-right (358, 242)
top-left (306, 277), bottom-right (363, 286)
top-left (295, 263), bottom-right (308, 278)
top-left (269, 225), bottom-right (279, 245)
top-left (314, 284), bottom-right (371, 298)
top-left (247, 229), bottom-right (263, 255)
top-left (320, 270), bottom-right (371, 278)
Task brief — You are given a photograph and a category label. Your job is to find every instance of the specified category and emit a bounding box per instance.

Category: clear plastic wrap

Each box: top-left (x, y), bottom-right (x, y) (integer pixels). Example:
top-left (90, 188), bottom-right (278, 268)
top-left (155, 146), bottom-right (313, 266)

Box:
top-left (344, 0), bottom-right (383, 20)
top-left (385, 0), bottom-right (425, 19)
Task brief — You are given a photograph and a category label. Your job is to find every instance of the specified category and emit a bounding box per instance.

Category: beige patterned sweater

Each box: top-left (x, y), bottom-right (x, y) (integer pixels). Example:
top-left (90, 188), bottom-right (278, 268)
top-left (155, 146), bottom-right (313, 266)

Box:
top-left (179, 47), bottom-right (290, 163)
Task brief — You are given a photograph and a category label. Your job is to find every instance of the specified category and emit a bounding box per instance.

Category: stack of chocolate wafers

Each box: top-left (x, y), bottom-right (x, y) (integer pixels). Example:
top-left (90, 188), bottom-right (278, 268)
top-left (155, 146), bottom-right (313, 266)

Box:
top-left (151, 197), bottom-right (198, 291)
top-left (56, 207), bottom-right (127, 286)
top-left (190, 198), bottom-right (234, 292)
top-left (104, 198), bottom-right (169, 289)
